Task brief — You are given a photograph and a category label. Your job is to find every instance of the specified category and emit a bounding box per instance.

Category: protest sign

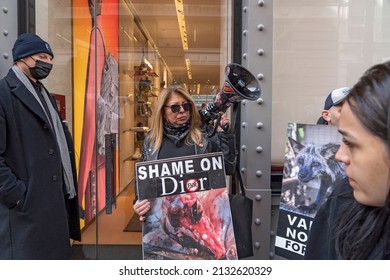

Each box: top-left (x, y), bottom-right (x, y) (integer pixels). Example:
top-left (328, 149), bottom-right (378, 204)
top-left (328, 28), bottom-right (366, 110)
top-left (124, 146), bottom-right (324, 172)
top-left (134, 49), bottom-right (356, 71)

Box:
top-left (136, 152), bottom-right (237, 260)
top-left (275, 123), bottom-right (345, 259)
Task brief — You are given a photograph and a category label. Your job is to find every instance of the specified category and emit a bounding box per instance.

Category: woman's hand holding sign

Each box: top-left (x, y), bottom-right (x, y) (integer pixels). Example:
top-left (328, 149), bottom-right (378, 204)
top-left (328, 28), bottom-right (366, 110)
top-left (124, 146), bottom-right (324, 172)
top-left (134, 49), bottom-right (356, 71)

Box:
top-left (133, 199), bottom-right (150, 222)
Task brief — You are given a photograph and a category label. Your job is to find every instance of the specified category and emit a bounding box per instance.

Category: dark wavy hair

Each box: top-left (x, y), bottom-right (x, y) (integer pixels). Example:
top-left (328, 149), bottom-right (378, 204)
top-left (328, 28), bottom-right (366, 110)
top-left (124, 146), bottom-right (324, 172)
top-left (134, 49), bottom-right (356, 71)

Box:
top-left (335, 62), bottom-right (390, 259)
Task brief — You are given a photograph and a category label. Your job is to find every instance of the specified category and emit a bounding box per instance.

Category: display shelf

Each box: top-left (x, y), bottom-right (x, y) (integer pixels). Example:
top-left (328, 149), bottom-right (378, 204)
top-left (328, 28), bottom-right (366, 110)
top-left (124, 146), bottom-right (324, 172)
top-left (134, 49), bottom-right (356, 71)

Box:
top-left (123, 155), bottom-right (141, 162)
top-left (122, 127), bottom-right (149, 133)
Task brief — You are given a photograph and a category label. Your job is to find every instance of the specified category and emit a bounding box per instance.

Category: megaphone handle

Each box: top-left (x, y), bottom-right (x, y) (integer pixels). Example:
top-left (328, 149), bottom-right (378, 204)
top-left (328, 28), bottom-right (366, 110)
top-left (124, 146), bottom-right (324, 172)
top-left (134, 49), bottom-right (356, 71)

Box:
top-left (216, 113), bottom-right (230, 132)
top-left (207, 114), bottom-right (221, 138)
top-left (217, 112), bottom-right (230, 132)
top-left (222, 123), bottom-right (230, 132)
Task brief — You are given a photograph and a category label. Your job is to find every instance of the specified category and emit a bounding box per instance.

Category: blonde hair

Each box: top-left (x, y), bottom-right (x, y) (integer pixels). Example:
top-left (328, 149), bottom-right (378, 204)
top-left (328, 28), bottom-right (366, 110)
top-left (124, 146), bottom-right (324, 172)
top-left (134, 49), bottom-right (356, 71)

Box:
top-left (149, 85), bottom-right (203, 155)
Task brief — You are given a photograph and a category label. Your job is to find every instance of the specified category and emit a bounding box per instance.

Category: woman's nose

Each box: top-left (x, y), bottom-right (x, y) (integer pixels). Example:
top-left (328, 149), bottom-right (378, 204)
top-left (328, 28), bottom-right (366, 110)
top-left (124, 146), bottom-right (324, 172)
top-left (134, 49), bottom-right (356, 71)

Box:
top-left (335, 144), bottom-right (349, 165)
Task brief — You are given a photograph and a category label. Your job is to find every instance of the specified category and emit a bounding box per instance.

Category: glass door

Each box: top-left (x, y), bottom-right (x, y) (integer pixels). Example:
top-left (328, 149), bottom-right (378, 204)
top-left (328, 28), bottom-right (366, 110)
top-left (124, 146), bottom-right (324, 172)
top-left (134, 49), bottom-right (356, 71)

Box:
top-left (70, 0), bottom-right (230, 259)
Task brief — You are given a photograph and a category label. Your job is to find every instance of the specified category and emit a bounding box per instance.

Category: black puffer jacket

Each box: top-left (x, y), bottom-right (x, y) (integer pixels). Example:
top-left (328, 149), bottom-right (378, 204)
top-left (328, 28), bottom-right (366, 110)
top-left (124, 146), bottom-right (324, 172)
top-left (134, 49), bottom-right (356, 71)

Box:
top-left (132, 131), bottom-right (237, 204)
top-left (141, 131), bottom-right (237, 175)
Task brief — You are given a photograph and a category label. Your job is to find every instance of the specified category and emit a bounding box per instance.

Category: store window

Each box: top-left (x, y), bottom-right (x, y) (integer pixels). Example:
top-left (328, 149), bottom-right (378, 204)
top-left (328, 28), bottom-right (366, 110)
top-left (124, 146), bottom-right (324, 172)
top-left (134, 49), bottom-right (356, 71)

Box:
top-left (4, 0), bottom-right (389, 260)
top-left (272, 0), bottom-right (390, 164)
top-left (32, 0), bottom-right (230, 258)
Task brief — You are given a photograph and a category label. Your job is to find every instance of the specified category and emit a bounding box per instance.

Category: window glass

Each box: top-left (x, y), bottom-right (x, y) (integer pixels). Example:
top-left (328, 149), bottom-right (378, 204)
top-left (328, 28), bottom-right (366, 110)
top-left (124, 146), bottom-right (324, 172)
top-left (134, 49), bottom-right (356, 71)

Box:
top-left (272, 0), bottom-right (390, 164)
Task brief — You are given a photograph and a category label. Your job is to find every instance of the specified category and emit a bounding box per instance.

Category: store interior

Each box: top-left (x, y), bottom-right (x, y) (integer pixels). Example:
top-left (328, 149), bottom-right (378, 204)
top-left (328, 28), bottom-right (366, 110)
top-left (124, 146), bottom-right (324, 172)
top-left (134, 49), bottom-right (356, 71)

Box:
top-left (69, 0), bottom-right (228, 259)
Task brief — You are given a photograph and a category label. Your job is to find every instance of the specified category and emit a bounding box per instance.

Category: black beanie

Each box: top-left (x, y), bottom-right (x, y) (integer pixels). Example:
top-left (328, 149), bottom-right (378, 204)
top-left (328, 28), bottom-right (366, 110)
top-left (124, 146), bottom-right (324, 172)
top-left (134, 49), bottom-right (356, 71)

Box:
top-left (12, 33), bottom-right (54, 62)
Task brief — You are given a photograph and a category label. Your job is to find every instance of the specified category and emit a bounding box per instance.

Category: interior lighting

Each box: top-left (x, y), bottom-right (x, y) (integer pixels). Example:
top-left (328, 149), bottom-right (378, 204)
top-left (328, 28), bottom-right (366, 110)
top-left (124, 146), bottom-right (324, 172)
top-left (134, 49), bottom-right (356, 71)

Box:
top-left (185, 58), bottom-right (192, 80)
top-left (175, 0), bottom-right (188, 51)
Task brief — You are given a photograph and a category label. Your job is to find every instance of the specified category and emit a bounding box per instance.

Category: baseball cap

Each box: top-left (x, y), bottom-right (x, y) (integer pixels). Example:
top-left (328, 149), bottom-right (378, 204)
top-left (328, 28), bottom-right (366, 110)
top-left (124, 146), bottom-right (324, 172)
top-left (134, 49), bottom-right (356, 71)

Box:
top-left (323, 87), bottom-right (351, 110)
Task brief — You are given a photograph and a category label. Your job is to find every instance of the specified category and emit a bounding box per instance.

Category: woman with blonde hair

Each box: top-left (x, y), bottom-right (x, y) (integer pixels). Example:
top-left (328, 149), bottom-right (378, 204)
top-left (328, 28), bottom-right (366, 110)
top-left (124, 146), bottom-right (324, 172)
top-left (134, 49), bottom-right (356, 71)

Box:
top-left (133, 85), bottom-right (236, 221)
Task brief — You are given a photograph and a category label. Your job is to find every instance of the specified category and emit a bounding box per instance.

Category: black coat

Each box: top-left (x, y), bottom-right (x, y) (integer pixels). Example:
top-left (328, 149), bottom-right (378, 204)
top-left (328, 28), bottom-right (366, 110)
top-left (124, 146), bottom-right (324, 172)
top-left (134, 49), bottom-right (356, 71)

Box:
top-left (0, 69), bottom-right (81, 259)
top-left (141, 131), bottom-right (237, 175)
top-left (305, 177), bottom-right (386, 259)
top-left (304, 177), bottom-right (353, 259)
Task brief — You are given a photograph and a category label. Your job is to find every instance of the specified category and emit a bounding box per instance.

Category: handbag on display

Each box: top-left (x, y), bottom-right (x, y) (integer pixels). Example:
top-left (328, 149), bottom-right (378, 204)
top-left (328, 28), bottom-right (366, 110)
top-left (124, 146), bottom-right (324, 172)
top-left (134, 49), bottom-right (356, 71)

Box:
top-left (229, 165), bottom-right (254, 259)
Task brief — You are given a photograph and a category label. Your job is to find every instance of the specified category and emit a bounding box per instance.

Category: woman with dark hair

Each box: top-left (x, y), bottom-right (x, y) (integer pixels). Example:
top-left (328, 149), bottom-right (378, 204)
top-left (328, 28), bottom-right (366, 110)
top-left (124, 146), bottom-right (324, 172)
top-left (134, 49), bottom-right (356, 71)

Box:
top-left (305, 61), bottom-right (390, 259)
top-left (133, 85), bottom-right (236, 221)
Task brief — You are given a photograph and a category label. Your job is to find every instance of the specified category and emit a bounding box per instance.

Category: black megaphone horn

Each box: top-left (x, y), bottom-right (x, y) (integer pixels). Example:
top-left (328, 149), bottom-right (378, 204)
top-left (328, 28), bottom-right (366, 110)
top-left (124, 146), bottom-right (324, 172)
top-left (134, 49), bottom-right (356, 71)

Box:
top-left (199, 63), bottom-right (261, 136)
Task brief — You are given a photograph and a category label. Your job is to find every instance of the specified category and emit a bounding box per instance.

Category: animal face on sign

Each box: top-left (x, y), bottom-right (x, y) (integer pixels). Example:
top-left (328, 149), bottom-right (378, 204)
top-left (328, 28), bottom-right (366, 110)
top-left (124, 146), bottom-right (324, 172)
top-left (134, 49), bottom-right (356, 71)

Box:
top-left (287, 137), bottom-right (345, 211)
top-left (161, 193), bottom-right (227, 260)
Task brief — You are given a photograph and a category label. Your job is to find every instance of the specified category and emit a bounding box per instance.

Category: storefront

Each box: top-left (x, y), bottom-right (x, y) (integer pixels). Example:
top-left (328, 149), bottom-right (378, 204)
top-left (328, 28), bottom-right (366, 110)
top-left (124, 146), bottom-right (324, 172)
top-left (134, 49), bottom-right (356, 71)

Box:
top-left (1, 0), bottom-right (389, 260)
top-left (0, 0), bottom-right (232, 259)
top-left (72, 0), bottom-right (231, 259)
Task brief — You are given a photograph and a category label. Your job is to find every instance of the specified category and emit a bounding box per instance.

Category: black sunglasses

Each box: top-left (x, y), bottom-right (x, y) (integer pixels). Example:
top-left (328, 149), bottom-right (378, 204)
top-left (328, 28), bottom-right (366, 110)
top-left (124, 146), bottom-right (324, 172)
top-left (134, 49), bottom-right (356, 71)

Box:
top-left (164, 102), bottom-right (192, 113)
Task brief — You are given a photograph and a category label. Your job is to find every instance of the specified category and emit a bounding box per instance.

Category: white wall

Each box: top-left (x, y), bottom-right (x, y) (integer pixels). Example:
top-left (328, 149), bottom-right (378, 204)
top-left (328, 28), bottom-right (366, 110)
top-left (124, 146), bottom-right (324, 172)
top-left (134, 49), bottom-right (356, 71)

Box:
top-left (271, 0), bottom-right (390, 164)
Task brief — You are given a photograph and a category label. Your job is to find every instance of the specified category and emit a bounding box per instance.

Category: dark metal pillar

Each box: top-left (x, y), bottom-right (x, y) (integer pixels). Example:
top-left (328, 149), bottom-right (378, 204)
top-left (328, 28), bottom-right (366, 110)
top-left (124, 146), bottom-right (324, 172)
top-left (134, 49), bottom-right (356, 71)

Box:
top-left (240, 0), bottom-right (273, 259)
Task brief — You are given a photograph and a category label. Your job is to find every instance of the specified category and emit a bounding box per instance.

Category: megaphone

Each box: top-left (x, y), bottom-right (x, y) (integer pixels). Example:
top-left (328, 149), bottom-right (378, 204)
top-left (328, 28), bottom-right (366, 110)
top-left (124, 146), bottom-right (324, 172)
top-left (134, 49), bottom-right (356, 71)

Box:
top-left (200, 63), bottom-right (261, 136)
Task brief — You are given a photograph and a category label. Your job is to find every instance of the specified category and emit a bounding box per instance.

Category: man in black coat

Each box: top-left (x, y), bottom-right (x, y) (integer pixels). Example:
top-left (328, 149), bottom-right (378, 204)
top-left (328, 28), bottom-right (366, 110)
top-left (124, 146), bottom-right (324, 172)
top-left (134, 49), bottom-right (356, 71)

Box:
top-left (0, 33), bottom-right (81, 259)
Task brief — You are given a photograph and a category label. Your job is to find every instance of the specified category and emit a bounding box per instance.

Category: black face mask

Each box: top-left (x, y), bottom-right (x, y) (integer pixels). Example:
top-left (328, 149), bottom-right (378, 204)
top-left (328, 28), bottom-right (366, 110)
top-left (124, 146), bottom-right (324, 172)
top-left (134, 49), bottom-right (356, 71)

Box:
top-left (28, 57), bottom-right (53, 80)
